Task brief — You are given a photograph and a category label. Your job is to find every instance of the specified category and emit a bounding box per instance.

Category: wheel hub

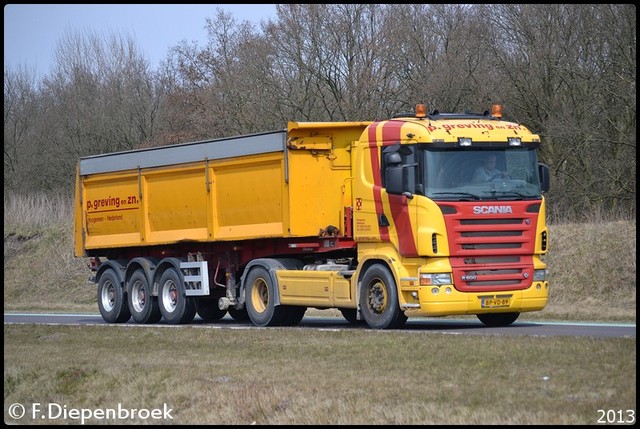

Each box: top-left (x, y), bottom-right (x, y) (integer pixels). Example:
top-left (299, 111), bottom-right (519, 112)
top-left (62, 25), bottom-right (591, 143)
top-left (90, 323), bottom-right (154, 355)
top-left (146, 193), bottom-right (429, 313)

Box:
top-left (368, 281), bottom-right (386, 313)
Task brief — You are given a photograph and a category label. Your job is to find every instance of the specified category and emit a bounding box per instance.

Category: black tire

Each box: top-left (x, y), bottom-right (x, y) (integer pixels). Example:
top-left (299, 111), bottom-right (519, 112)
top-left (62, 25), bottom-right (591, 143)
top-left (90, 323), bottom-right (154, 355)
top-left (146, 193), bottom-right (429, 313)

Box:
top-left (228, 307), bottom-right (250, 321)
top-left (359, 264), bottom-right (407, 329)
top-left (128, 269), bottom-right (161, 324)
top-left (339, 308), bottom-right (364, 324)
top-left (196, 298), bottom-right (227, 322)
top-left (477, 312), bottom-right (520, 327)
top-left (158, 267), bottom-right (195, 324)
top-left (97, 268), bottom-right (131, 323)
top-left (182, 295), bottom-right (197, 324)
top-left (282, 306), bottom-right (307, 326)
top-left (245, 266), bottom-right (288, 327)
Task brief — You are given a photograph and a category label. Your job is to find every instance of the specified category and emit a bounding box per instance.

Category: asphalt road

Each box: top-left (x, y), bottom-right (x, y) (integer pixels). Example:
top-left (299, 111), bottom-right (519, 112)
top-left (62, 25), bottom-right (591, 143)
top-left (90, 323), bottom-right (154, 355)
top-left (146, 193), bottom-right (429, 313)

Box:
top-left (4, 312), bottom-right (635, 338)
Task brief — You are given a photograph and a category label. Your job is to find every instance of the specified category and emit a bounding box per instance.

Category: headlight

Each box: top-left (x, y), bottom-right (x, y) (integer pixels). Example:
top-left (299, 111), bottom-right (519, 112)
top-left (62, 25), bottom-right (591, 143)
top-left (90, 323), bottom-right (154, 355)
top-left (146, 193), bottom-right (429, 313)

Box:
top-left (533, 269), bottom-right (548, 281)
top-left (420, 273), bottom-right (452, 286)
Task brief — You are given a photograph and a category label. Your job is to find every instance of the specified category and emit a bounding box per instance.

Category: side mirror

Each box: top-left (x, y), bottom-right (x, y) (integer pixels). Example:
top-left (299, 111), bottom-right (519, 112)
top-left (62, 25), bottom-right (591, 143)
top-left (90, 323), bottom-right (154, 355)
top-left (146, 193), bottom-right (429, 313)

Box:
top-left (385, 152), bottom-right (402, 165)
top-left (386, 165), bottom-right (404, 195)
top-left (538, 163), bottom-right (550, 192)
top-left (383, 145), bottom-right (416, 197)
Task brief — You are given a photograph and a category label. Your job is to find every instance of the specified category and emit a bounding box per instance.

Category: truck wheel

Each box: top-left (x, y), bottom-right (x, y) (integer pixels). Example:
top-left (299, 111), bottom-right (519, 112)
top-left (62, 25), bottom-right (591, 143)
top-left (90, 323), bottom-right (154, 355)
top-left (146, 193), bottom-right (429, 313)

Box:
top-left (477, 312), bottom-right (520, 327)
top-left (128, 269), bottom-right (161, 324)
top-left (245, 267), bottom-right (287, 327)
top-left (158, 267), bottom-right (196, 324)
top-left (97, 268), bottom-right (131, 323)
top-left (359, 264), bottom-right (407, 329)
top-left (182, 297), bottom-right (197, 324)
top-left (196, 298), bottom-right (227, 322)
top-left (282, 306), bottom-right (307, 326)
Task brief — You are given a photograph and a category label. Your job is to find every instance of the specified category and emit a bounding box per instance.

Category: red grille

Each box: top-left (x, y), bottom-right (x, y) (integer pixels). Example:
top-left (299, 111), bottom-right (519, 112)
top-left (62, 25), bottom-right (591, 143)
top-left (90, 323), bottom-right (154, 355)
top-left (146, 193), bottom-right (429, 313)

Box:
top-left (440, 202), bottom-right (540, 292)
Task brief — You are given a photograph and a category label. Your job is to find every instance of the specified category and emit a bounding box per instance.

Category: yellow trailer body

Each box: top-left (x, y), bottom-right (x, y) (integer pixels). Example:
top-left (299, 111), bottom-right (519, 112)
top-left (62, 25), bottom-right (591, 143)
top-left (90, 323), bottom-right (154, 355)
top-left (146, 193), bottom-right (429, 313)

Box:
top-left (75, 122), bottom-right (370, 256)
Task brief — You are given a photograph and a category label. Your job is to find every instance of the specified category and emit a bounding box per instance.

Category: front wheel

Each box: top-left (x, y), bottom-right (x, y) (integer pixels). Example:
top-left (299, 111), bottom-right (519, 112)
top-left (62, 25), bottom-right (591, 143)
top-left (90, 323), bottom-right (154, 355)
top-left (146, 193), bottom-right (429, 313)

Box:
top-left (477, 312), bottom-right (520, 327)
top-left (359, 264), bottom-right (407, 329)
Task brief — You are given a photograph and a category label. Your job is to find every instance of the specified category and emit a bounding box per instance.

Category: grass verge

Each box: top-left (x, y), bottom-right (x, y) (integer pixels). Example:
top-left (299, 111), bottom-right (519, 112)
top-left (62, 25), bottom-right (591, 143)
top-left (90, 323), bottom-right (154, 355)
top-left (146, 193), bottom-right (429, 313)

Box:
top-left (4, 324), bottom-right (636, 425)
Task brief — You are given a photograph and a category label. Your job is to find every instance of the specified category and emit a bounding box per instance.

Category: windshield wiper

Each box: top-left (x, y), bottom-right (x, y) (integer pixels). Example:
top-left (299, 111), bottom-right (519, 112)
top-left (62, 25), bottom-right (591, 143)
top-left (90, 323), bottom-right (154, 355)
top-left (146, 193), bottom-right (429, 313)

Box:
top-left (432, 192), bottom-right (482, 200)
top-left (482, 190), bottom-right (533, 199)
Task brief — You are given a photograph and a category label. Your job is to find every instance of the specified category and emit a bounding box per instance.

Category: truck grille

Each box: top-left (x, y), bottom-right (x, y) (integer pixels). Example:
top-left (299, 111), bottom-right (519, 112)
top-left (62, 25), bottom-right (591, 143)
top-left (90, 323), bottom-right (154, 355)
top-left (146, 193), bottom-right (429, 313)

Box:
top-left (440, 203), bottom-right (540, 292)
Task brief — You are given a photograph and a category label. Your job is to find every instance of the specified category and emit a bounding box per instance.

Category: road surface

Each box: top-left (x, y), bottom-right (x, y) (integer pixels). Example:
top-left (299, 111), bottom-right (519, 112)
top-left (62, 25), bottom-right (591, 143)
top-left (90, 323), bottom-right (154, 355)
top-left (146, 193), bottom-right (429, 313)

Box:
top-left (4, 312), bottom-right (635, 338)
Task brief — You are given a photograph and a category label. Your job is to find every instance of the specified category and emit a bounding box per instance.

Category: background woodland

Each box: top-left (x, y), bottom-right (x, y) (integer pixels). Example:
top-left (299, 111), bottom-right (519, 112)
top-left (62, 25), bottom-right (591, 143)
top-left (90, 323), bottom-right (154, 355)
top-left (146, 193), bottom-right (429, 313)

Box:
top-left (4, 4), bottom-right (636, 222)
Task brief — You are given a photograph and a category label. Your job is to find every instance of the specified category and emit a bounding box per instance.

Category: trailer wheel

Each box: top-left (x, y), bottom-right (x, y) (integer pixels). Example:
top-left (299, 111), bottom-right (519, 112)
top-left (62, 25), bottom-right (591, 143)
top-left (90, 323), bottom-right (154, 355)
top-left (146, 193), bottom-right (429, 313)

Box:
top-left (477, 312), bottom-right (520, 327)
top-left (183, 296), bottom-right (197, 324)
top-left (128, 269), bottom-right (161, 324)
top-left (158, 267), bottom-right (196, 324)
top-left (245, 267), bottom-right (287, 327)
top-left (196, 298), bottom-right (227, 322)
top-left (359, 264), bottom-right (407, 329)
top-left (97, 268), bottom-right (131, 323)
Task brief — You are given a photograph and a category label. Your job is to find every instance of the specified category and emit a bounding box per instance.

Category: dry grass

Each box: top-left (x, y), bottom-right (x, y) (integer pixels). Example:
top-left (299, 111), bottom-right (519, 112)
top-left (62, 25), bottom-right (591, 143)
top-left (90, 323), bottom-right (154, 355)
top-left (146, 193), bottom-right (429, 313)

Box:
top-left (3, 191), bottom-right (75, 231)
top-left (4, 192), bottom-right (94, 312)
top-left (4, 324), bottom-right (636, 425)
top-left (546, 221), bottom-right (636, 304)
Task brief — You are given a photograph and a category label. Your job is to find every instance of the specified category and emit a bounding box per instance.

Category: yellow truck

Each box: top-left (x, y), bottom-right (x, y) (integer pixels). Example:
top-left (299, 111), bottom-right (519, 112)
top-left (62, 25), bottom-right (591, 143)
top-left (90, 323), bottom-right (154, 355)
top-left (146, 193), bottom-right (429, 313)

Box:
top-left (74, 104), bottom-right (550, 329)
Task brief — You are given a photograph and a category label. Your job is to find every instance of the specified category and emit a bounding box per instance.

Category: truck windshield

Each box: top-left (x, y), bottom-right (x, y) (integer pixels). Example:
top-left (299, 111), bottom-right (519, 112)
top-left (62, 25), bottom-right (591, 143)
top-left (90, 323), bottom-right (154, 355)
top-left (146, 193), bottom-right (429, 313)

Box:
top-left (421, 147), bottom-right (542, 201)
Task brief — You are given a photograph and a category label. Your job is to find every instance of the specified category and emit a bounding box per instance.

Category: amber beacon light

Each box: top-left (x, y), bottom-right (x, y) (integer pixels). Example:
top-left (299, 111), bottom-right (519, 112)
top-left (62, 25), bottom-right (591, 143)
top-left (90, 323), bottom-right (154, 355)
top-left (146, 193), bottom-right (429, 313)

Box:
top-left (491, 104), bottom-right (503, 118)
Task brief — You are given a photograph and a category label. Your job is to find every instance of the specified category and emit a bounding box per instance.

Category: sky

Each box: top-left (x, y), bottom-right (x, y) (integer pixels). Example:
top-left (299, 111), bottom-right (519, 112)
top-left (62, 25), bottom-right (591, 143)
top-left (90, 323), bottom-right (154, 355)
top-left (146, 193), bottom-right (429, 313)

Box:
top-left (4, 4), bottom-right (278, 78)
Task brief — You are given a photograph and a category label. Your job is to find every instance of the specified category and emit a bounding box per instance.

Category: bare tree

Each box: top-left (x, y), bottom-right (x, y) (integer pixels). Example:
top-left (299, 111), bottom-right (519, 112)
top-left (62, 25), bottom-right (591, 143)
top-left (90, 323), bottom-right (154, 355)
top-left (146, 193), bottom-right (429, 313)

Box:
top-left (4, 4), bottom-right (634, 219)
top-left (265, 4), bottom-right (397, 121)
top-left (159, 7), bottom-right (282, 139)
top-left (3, 65), bottom-right (41, 192)
top-left (45, 28), bottom-right (159, 152)
top-left (481, 4), bottom-right (636, 218)
top-left (23, 28), bottom-right (161, 192)
top-left (382, 4), bottom-right (496, 114)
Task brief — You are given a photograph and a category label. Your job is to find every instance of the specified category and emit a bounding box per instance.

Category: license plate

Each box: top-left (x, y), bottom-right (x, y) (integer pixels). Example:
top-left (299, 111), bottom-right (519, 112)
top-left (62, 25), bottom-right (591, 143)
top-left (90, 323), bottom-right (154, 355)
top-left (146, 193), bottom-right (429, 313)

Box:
top-left (481, 297), bottom-right (511, 308)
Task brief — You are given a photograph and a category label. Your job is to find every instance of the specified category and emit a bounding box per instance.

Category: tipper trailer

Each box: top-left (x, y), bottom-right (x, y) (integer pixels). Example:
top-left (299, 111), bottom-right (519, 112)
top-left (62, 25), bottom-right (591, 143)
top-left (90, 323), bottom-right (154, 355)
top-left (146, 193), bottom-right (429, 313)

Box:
top-left (74, 104), bottom-right (550, 329)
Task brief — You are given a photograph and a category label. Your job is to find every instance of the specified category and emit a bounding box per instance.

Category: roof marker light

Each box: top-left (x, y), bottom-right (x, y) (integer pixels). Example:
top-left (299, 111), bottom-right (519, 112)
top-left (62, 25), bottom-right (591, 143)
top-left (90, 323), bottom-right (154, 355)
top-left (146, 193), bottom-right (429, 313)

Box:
top-left (491, 104), bottom-right (503, 118)
top-left (508, 137), bottom-right (522, 146)
top-left (458, 137), bottom-right (472, 146)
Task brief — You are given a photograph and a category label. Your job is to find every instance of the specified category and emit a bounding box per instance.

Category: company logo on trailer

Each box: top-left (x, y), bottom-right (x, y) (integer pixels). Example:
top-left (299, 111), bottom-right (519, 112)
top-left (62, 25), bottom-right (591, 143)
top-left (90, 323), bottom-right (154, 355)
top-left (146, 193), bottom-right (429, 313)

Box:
top-left (472, 205), bottom-right (513, 215)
